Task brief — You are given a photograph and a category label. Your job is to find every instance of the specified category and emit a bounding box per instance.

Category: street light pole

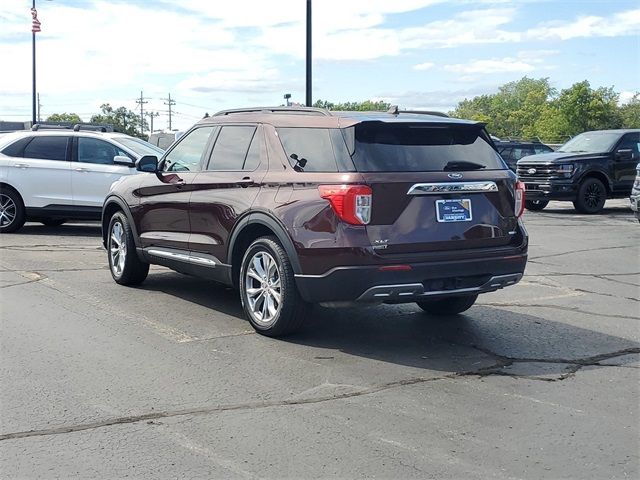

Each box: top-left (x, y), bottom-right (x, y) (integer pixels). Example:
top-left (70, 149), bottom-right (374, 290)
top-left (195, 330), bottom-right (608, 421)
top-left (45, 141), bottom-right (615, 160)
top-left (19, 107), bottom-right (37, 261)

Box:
top-left (32, 0), bottom-right (37, 125)
top-left (306, 0), bottom-right (312, 107)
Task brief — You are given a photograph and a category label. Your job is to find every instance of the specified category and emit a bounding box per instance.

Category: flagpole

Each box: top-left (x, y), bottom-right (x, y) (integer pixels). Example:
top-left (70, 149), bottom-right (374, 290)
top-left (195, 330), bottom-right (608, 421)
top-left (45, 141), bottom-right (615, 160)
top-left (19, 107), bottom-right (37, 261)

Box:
top-left (32, 0), bottom-right (37, 126)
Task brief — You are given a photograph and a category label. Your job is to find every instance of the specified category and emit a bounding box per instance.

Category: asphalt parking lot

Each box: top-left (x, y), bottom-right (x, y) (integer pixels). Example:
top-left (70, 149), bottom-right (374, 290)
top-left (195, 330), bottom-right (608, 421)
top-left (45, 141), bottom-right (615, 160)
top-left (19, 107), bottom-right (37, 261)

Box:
top-left (1, 200), bottom-right (638, 479)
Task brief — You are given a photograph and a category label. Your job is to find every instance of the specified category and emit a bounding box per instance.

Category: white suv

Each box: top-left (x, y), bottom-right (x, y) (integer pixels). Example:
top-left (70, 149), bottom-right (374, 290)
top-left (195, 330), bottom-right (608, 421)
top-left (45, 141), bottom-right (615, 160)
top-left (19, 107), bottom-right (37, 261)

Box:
top-left (0, 127), bottom-right (164, 233)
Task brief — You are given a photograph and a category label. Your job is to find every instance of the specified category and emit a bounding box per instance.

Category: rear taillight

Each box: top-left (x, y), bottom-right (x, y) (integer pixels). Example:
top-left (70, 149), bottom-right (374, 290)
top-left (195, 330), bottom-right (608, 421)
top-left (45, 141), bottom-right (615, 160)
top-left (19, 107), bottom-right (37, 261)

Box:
top-left (318, 184), bottom-right (372, 225)
top-left (515, 180), bottom-right (525, 218)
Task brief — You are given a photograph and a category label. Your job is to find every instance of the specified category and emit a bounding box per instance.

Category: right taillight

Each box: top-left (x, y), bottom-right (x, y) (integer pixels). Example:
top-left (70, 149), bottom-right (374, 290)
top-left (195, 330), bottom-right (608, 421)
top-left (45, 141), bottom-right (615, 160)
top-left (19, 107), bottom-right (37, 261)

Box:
top-left (515, 180), bottom-right (525, 218)
top-left (318, 184), bottom-right (372, 225)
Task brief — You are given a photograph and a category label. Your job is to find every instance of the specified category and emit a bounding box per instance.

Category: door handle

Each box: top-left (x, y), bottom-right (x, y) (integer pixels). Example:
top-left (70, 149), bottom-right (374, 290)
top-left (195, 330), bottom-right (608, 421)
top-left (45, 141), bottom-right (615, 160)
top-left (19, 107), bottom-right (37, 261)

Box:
top-left (238, 177), bottom-right (253, 188)
top-left (175, 179), bottom-right (186, 189)
top-left (13, 163), bottom-right (29, 169)
top-left (75, 167), bottom-right (90, 172)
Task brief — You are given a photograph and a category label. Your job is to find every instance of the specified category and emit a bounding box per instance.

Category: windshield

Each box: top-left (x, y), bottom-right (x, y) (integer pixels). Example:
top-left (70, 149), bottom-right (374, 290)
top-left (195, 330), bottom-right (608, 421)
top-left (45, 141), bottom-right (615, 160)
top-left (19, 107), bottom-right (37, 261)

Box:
top-left (558, 132), bottom-right (620, 154)
top-left (347, 123), bottom-right (505, 172)
top-left (113, 136), bottom-right (164, 157)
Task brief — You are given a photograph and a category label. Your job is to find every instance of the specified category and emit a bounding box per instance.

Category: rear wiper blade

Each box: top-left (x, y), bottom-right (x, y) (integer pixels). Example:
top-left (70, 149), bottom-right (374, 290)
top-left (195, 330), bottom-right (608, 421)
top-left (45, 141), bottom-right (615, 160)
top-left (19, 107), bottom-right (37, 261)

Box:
top-left (443, 161), bottom-right (486, 171)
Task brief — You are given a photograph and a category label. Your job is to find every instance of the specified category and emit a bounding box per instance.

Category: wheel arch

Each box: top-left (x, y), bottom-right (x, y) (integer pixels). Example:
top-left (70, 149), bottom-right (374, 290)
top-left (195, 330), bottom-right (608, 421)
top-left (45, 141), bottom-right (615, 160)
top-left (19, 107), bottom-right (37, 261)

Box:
top-left (577, 170), bottom-right (612, 196)
top-left (0, 182), bottom-right (24, 204)
top-left (102, 195), bottom-right (139, 249)
top-left (227, 211), bottom-right (302, 288)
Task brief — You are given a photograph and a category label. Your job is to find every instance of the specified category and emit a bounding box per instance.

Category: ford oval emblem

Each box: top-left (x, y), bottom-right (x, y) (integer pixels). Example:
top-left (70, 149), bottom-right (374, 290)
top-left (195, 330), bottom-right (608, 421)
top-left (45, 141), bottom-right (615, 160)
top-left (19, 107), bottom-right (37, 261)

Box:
top-left (447, 173), bottom-right (463, 179)
top-left (527, 168), bottom-right (537, 175)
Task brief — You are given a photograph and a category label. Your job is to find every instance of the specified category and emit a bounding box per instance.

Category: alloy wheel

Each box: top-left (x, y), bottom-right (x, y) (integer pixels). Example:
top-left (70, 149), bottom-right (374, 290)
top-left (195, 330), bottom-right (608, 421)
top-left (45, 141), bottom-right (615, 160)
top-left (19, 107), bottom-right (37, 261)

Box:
top-left (109, 221), bottom-right (127, 277)
top-left (0, 194), bottom-right (17, 227)
top-left (244, 251), bottom-right (282, 325)
top-left (584, 183), bottom-right (603, 209)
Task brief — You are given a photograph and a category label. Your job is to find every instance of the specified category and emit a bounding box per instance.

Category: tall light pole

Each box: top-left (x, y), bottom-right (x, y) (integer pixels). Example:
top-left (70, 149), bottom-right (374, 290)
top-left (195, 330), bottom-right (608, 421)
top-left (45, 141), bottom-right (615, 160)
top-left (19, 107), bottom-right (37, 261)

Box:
top-left (31, 1), bottom-right (39, 125)
top-left (306, 0), bottom-right (312, 107)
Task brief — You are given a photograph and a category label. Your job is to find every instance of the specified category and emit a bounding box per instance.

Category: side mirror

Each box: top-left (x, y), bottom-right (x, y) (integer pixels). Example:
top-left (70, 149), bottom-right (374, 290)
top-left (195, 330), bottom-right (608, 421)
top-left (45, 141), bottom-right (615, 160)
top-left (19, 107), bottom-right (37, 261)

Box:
top-left (136, 155), bottom-right (159, 172)
top-left (113, 155), bottom-right (135, 167)
top-left (615, 149), bottom-right (633, 161)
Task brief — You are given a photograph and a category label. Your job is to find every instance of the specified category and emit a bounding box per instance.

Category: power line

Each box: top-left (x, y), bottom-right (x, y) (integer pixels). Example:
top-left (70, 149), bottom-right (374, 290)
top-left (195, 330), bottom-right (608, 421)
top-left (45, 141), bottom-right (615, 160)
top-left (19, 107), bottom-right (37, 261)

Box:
top-left (162, 93), bottom-right (176, 130)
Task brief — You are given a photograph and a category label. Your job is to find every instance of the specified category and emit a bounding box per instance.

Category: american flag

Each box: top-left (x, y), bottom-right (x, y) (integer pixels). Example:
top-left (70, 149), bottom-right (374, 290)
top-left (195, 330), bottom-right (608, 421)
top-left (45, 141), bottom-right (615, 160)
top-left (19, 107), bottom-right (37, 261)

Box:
top-left (31, 7), bottom-right (41, 33)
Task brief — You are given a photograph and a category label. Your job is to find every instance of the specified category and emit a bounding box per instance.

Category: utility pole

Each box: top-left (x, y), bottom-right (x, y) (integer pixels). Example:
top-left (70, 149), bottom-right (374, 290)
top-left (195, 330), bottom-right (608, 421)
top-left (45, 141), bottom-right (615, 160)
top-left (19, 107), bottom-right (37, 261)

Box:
top-left (136, 90), bottom-right (148, 136)
top-left (146, 111), bottom-right (159, 134)
top-left (163, 93), bottom-right (176, 130)
top-left (37, 92), bottom-right (42, 122)
top-left (306, 0), bottom-right (312, 107)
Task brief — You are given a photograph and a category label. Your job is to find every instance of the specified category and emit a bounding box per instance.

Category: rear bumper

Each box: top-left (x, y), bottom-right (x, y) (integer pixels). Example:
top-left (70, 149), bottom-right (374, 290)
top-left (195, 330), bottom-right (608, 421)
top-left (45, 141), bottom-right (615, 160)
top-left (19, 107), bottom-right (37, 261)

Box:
top-left (294, 251), bottom-right (527, 304)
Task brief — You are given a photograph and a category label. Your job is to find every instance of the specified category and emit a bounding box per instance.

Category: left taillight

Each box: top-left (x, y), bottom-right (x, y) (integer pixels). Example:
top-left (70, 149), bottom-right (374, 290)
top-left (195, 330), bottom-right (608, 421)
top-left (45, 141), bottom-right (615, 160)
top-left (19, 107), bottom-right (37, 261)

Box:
top-left (515, 180), bottom-right (525, 218)
top-left (318, 184), bottom-right (372, 225)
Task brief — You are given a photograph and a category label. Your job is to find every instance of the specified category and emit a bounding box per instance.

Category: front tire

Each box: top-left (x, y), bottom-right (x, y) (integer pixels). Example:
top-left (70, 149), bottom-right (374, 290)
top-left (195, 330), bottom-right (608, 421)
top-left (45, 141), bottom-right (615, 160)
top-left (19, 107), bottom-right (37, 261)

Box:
top-left (417, 294), bottom-right (478, 315)
top-left (573, 178), bottom-right (606, 214)
top-left (107, 211), bottom-right (149, 285)
top-left (240, 236), bottom-right (306, 336)
top-left (0, 187), bottom-right (26, 233)
top-left (525, 200), bottom-right (548, 211)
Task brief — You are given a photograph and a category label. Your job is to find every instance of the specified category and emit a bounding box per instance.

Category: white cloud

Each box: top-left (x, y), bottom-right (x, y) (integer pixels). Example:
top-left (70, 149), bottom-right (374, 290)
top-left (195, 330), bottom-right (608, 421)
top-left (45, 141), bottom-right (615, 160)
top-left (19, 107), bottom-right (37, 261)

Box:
top-left (526, 9), bottom-right (640, 41)
top-left (444, 50), bottom-right (558, 75)
top-left (413, 62), bottom-right (435, 71)
top-left (619, 91), bottom-right (638, 105)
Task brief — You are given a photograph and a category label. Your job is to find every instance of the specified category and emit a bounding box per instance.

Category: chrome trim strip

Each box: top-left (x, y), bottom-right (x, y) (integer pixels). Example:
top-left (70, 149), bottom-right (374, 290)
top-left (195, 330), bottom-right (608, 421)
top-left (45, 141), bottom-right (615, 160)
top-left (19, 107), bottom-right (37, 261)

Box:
top-left (407, 181), bottom-right (498, 195)
top-left (146, 248), bottom-right (217, 268)
top-left (357, 274), bottom-right (522, 302)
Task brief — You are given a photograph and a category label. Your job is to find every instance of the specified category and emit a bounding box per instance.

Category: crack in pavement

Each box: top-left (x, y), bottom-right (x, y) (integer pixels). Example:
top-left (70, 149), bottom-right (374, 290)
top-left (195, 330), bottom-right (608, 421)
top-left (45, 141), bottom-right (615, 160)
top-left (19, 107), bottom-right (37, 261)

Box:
top-left (1, 348), bottom-right (638, 443)
top-left (479, 301), bottom-right (638, 320)
top-left (530, 244), bottom-right (637, 261)
top-left (462, 347), bottom-right (640, 382)
top-left (0, 271), bottom-right (48, 289)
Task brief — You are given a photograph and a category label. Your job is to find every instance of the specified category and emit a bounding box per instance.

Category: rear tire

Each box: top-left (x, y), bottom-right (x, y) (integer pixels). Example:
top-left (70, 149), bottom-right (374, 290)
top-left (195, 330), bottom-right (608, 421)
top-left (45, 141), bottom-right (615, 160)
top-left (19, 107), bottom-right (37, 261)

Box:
top-left (40, 218), bottom-right (66, 227)
top-left (0, 187), bottom-right (26, 233)
top-left (417, 294), bottom-right (478, 315)
top-left (239, 236), bottom-right (306, 337)
top-left (525, 200), bottom-right (548, 211)
top-left (107, 211), bottom-right (149, 285)
top-left (573, 178), bottom-right (606, 214)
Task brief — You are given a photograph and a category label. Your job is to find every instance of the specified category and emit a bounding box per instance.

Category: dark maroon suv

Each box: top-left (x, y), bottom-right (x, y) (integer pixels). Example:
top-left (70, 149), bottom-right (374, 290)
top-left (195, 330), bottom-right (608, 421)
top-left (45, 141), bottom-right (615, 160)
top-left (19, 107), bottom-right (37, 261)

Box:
top-left (102, 107), bottom-right (528, 336)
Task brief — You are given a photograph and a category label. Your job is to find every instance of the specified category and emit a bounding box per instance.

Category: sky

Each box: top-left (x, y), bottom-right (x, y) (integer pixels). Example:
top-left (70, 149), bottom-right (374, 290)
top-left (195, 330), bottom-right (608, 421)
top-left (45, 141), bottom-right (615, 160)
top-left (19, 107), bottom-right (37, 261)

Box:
top-left (0, 0), bottom-right (638, 131)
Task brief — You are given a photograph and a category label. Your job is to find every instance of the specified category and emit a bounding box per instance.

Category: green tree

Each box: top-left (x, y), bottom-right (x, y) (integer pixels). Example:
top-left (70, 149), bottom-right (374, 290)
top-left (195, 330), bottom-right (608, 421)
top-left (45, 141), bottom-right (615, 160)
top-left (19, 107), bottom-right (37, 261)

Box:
top-left (554, 81), bottom-right (622, 135)
top-left (451, 77), bottom-right (554, 139)
top-left (90, 103), bottom-right (147, 138)
top-left (46, 113), bottom-right (82, 123)
top-left (619, 93), bottom-right (640, 129)
top-left (313, 99), bottom-right (391, 111)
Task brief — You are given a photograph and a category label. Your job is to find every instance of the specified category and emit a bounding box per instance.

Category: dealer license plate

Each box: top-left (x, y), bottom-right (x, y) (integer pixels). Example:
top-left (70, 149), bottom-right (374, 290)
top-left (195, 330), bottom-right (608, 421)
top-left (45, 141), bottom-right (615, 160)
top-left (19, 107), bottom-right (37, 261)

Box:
top-left (435, 199), bottom-right (472, 222)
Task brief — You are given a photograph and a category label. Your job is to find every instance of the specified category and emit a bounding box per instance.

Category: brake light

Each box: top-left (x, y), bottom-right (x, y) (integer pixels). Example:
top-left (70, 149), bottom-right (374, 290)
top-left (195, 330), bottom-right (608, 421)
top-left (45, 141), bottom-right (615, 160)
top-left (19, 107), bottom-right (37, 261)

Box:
top-left (318, 184), bottom-right (372, 225)
top-left (515, 180), bottom-right (525, 218)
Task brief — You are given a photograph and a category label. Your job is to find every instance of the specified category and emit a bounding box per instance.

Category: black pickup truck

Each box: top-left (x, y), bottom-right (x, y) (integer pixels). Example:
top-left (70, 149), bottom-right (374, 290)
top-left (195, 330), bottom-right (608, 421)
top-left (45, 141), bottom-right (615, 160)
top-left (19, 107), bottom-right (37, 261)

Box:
top-left (516, 129), bottom-right (640, 213)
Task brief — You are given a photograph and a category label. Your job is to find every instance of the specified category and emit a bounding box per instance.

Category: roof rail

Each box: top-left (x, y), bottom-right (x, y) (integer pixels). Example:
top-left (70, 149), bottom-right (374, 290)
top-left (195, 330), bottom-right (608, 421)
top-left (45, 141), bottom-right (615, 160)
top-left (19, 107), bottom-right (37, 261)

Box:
top-left (31, 122), bottom-right (113, 132)
top-left (213, 106), bottom-right (331, 117)
top-left (72, 123), bottom-right (113, 132)
top-left (386, 106), bottom-right (449, 118)
top-left (31, 123), bottom-right (72, 131)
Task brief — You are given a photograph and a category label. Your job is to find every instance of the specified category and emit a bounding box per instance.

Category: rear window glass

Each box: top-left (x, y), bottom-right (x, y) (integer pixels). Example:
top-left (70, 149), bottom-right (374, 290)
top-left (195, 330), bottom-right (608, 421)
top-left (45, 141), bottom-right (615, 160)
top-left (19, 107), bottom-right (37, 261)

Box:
top-left (346, 123), bottom-right (505, 172)
top-left (1, 137), bottom-right (32, 157)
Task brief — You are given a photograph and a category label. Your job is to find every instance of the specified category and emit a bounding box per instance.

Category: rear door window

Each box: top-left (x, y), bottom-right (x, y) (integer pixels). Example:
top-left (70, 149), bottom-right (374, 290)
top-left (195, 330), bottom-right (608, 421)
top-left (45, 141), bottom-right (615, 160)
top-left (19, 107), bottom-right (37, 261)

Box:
top-left (347, 123), bottom-right (504, 172)
top-left (207, 126), bottom-right (256, 171)
top-left (22, 136), bottom-right (69, 161)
